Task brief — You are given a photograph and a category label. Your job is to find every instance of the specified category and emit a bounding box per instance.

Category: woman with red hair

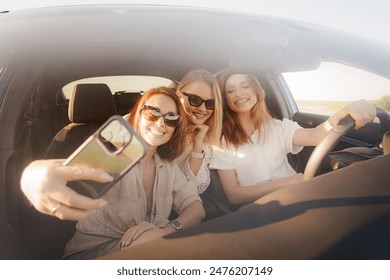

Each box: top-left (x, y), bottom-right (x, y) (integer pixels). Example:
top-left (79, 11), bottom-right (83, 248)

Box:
top-left (210, 71), bottom-right (376, 206)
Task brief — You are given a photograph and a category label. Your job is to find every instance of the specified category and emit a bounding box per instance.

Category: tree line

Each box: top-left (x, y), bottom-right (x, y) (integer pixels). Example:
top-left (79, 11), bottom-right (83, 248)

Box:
top-left (373, 94), bottom-right (390, 112)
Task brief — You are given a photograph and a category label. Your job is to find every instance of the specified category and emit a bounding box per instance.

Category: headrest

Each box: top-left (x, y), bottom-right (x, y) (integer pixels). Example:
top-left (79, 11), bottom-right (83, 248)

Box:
top-left (69, 83), bottom-right (117, 123)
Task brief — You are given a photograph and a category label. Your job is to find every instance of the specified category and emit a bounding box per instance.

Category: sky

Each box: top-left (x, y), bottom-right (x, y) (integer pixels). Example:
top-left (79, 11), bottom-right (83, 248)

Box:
top-left (1, 0), bottom-right (390, 101)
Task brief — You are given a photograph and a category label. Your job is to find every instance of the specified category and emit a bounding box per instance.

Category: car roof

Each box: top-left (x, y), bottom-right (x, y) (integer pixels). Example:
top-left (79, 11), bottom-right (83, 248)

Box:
top-left (1, 4), bottom-right (390, 82)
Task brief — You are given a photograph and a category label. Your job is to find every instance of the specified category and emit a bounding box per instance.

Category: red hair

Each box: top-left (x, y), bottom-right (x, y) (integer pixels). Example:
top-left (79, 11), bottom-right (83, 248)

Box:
top-left (128, 87), bottom-right (188, 161)
top-left (216, 70), bottom-right (272, 149)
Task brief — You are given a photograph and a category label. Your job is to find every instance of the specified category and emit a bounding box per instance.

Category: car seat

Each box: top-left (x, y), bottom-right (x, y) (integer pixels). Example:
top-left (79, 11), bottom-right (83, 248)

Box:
top-left (20, 83), bottom-right (117, 259)
top-left (113, 91), bottom-right (142, 115)
top-left (45, 83), bottom-right (117, 159)
top-left (201, 170), bottom-right (240, 220)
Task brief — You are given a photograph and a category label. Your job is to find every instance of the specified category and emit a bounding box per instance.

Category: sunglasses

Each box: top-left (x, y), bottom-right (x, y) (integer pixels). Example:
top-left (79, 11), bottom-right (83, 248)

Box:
top-left (141, 105), bottom-right (181, 127)
top-left (182, 92), bottom-right (215, 110)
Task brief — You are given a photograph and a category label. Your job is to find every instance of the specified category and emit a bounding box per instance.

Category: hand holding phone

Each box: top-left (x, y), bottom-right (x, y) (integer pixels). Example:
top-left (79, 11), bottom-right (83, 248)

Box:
top-left (63, 115), bottom-right (147, 198)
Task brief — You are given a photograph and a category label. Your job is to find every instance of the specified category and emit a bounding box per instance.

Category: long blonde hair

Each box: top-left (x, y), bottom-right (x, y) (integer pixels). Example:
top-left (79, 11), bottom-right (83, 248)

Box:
top-left (176, 69), bottom-right (223, 147)
top-left (216, 70), bottom-right (272, 149)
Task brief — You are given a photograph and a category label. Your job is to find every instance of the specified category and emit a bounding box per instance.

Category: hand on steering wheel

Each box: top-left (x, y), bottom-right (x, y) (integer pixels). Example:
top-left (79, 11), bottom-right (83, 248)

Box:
top-left (303, 115), bottom-right (355, 180)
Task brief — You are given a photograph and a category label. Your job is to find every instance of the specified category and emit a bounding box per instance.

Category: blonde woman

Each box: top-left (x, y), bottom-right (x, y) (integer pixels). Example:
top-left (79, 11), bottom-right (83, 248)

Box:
top-left (175, 69), bottom-right (223, 194)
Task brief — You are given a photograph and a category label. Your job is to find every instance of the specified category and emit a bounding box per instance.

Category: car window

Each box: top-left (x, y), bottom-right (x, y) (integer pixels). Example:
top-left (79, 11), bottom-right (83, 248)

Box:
top-left (62, 75), bottom-right (175, 99)
top-left (0, 66), bottom-right (9, 101)
top-left (283, 62), bottom-right (390, 115)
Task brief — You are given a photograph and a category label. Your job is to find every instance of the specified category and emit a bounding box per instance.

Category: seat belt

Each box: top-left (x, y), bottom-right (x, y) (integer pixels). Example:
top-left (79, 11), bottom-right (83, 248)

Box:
top-left (23, 88), bottom-right (38, 167)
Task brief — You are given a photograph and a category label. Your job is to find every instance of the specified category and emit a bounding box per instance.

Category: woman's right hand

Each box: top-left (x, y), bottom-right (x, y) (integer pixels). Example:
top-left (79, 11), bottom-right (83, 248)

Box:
top-left (329, 99), bottom-right (376, 130)
top-left (121, 221), bottom-right (158, 249)
top-left (187, 124), bottom-right (209, 146)
top-left (20, 159), bottom-right (112, 221)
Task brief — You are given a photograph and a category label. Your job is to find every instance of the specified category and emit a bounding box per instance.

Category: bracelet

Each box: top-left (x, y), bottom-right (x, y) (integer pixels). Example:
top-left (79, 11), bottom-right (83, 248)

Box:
top-left (191, 151), bottom-right (204, 159)
top-left (327, 118), bottom-right (335, 127)
top-left (326, 118), bottom-right (336, 130)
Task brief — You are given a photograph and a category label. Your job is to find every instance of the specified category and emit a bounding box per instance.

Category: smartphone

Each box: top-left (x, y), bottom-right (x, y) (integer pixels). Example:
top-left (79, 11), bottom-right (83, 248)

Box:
top-left (63, 115), bottom-right (147, 198)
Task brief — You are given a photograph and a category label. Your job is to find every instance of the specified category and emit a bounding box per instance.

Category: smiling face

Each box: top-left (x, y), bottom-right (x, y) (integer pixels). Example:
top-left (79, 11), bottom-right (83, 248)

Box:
top-left (180, 81), bottom-right (214, 125)
top-left (139, 94), bottom-right (178, 148)
top-left (224, 74), bottom-right (258, 115)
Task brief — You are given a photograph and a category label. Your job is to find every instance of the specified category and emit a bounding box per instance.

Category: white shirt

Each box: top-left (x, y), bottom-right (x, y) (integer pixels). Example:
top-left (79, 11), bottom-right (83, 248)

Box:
top-left (209, 118), bottom-right (303, 186)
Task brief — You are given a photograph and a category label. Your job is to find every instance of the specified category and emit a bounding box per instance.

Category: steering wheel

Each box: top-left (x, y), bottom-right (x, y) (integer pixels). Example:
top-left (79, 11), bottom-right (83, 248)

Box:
top-left (303, 115), bottom-right (355, 180)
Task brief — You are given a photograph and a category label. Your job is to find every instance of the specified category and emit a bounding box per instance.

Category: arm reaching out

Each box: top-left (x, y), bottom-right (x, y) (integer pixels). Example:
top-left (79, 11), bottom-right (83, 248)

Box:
top-left (293, 99), bottom-right (376, 147)
top-left (218, 169), bottom-right (303, 205)
top-left (20, 159), bottom-right (113, 220)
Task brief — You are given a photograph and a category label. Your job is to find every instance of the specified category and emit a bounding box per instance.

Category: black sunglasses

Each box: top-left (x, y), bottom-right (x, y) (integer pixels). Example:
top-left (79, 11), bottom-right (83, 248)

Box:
top-left (182, 92), bottom-right (215, 110)
top-left (141, 105), bottom-right (181, 127)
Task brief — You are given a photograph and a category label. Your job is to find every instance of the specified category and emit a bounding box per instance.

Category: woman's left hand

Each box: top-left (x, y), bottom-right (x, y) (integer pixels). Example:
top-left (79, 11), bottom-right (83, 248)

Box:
top-left (121, 221), bottom-right (157, 248)
top-left (330, 99), bottom-right (376, 129)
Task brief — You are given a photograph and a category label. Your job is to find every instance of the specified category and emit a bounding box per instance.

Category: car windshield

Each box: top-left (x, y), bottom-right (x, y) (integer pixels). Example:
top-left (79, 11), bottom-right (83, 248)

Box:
top-left (284, 62), bottom-right (390, 115)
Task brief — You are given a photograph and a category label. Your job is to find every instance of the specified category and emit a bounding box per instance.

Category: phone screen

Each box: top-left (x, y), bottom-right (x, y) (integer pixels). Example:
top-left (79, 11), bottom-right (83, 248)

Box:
top-left (63, 116), bottom-right (147, 198)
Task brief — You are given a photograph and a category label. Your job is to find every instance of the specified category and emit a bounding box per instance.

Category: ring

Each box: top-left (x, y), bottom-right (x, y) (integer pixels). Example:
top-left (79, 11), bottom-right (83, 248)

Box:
top-left (51, 204), bottom-right (60, 215)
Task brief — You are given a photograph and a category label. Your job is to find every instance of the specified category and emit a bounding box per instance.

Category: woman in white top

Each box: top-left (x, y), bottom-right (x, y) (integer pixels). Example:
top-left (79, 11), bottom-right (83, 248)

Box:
top-left (210, 70), bottom-right (376, 205)
top-left (175, 69), bottom-right (223, 194)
